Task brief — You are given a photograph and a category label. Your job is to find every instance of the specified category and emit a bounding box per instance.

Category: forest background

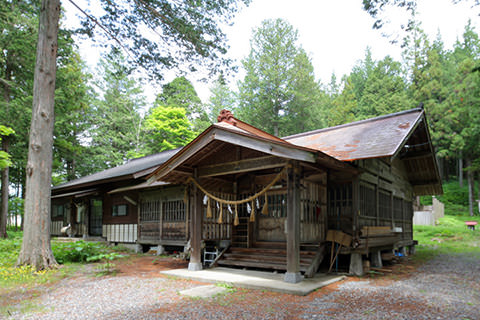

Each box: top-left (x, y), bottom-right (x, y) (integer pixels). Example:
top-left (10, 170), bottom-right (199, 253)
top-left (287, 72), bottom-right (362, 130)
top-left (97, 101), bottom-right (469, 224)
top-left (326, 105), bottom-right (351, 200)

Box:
top-left (1, 0), bottom-right (480, 238)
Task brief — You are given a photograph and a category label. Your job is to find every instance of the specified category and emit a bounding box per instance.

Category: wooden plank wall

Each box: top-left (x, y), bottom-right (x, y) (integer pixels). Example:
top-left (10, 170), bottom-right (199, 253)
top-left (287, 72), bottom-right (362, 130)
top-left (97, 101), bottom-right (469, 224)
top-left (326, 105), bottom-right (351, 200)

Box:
top-left (356, 158), bottom-right (414, 241)
top-left (51, 220), bottom-right (63, 236)
top-left (300, 180), bottom-right (326, 243)
top-left (328, 183), bottom-right (353, 235)
top-left (202, 192), bottom-right (234, 241)
top-left (102, 224), bottom-right (138, 243)
top-left (138, 186), bottom-right (187, 243)
top-left (256, 179), bottom-right (326, 243)
top-left (256, 189), bottom-right (287, 242)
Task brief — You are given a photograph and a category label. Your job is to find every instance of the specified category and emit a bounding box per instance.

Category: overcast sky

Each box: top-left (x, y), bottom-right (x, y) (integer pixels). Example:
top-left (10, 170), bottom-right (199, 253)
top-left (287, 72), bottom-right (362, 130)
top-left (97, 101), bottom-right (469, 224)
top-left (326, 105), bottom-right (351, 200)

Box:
top-left (65, 0), bottom-right (480, 103)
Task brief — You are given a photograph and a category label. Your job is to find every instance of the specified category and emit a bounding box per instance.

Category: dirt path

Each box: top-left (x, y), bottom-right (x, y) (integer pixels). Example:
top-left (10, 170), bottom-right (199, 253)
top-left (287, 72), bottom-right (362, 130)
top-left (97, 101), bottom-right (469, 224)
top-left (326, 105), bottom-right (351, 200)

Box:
top-left (3, 253), bottom-right (480, 320)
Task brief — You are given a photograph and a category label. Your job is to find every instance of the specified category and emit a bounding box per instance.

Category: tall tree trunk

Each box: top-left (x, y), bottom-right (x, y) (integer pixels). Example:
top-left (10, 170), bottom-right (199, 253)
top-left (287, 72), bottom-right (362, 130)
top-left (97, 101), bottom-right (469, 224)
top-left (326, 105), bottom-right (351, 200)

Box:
top-left (478, 172), bottom-right (480, 202)
top-left (17, 0), bottom-right (60, 270)
top-left (459, 155), bottom-right (463, 188)
top-left (0, 136), bottom-right (9, 238)
top-left (1, 51), bottom-right (12, 239)
top-left (438, 156), bottom-right (444, 181)
top-left (466, 158), bottom-right (474, 217)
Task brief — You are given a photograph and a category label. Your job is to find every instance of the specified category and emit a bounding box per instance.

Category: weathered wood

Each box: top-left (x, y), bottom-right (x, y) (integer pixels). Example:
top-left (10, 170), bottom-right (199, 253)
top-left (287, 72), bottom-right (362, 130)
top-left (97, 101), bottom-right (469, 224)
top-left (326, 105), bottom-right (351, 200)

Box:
top-left (208, 245), bottom-right (230, 268)
top-left (361, 226), bottom-right (392, 236)
top-left (198, 156), bottom-right (287, 178)
top-left (305, 243), bottom-right (326, 278)
top-left (285, 162), bottom-right (301, 282)
top-left (214, 129), bottom-right (317, 163)
top-left (188, 169), bottom-right (202, 271)
top-left (148, 132), bottom-right (216, 183)
top-left (326, 230), bottom-right (352, 247)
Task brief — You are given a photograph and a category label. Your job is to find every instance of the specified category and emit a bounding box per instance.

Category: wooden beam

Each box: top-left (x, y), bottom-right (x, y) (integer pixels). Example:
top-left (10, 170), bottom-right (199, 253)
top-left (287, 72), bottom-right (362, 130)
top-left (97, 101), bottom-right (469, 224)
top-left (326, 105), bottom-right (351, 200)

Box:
top-left (148, 132), bottom-right (215, 184)
top-left (198, 156), bottom-right (287, 178)
top-left (390, 112), bottom-right (424, 162)
top-left (214, 129), bottom-right (316, 163)
top-left (400, 151), bottom-right (434, 161)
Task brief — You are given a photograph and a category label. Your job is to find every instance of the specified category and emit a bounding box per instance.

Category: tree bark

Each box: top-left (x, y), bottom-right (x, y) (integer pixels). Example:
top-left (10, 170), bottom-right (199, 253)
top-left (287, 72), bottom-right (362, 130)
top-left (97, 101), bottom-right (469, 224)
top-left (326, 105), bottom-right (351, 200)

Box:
top-left (459, 155), bottom-right (463, 188)
top-left (466, 158), bottom-right (474, 217)
top-left (1, 136), bottom-right (9, 238)
top-left (1, 45), bottom-right (12, 239)
top-left (16, 0), bottom-right (60, 270)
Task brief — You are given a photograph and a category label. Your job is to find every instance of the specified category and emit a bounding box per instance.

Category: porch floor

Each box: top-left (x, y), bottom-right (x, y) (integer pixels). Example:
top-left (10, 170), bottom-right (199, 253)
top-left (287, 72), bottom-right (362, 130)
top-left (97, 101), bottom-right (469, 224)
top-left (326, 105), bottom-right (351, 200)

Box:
top-left (160, 267), bottom-right (345, 296)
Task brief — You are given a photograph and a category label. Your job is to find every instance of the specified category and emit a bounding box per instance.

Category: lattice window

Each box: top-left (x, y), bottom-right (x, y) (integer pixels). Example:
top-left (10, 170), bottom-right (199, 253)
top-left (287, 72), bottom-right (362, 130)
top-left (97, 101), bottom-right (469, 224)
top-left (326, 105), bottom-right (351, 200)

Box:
top-left (378, 190), bottom-right (391, 219)
top-left (393, 197), bottom-right (403, 220)
top-left (259, 192), bottom-right (287, 218)
top-left (360, 183), bottom-right (376, 217)
top-left (140, 200), bottom-right (161, 222)
top-left (163, 200), bottom-right (185, 222)
top-left (403, 199), bottom-right (413, 220)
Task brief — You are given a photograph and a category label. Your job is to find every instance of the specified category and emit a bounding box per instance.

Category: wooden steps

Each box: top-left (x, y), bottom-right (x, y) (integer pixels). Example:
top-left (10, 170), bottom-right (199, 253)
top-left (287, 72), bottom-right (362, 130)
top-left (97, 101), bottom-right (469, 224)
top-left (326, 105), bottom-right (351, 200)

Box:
top-left (232, 217), bottom-right (249, 248)
top-left (216, 242), bottom-right (325, 276)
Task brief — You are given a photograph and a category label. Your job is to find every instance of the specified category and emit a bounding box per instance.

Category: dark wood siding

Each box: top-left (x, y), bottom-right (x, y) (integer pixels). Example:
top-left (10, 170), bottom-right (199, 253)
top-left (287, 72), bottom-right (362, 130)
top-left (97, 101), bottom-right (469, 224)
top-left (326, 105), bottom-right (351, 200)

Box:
top-left (103, 193), bottom-right (138, 225)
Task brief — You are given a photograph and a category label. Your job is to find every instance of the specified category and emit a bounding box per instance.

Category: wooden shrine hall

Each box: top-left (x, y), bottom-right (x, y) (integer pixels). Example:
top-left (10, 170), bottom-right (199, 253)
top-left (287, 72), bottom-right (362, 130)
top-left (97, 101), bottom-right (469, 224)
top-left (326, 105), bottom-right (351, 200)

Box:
top-left (147, 110), bottom-right (358, 283)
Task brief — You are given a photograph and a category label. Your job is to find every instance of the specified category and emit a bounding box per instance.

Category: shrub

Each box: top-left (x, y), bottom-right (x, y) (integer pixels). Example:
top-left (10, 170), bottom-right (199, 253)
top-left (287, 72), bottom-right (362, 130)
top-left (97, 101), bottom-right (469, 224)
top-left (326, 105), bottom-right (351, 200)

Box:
top-left (52, 241), bottom-right (108, 264)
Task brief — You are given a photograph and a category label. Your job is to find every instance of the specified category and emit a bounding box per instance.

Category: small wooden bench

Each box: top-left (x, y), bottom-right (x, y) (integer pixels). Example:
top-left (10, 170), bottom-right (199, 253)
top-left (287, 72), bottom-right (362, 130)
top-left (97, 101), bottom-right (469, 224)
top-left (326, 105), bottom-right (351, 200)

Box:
top-left (465, 221), bottom-right (478, 231)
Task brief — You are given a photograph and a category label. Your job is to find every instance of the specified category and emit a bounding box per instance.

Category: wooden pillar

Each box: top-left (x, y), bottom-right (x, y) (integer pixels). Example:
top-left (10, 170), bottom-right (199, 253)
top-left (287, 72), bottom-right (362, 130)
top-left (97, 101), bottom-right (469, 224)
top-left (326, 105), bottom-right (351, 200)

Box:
top-left (375, 177), bottom-right (380, 225)
top-left (352, 177), bottom-right (359, 238)
top-left (188, 169), bottom-right (203, 271)
top-left (284, 161), bottom-right (302, 283)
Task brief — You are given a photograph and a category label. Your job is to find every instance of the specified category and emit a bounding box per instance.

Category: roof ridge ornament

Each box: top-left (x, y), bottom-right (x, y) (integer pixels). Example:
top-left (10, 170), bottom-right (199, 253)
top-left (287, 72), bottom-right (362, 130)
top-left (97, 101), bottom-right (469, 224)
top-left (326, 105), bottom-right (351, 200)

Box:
top-left (217, 109), bottom-right (237, 126)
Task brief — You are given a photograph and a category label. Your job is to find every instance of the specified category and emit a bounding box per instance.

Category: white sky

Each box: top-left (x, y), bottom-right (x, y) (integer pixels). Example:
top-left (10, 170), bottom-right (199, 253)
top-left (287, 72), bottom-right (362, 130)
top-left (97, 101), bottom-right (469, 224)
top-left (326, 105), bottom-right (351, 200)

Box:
top-left (64, 0), bottom-right (480, 103)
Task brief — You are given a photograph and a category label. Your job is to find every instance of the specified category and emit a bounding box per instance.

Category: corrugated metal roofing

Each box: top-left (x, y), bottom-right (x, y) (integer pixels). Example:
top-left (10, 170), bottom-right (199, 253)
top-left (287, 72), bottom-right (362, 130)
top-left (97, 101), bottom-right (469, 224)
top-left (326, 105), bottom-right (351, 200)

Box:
top-left (52, 148), bottom-right (181, 191)
top-left (284, 109), bottom-right (423, 161)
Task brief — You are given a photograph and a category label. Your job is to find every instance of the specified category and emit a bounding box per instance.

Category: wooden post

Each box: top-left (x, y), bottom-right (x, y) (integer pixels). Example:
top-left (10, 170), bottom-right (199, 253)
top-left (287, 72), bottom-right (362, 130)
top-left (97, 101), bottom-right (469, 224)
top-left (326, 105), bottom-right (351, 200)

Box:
top-left (284, 161), bottom-right (302, 283)
top-left (352, 177), bottom-right (359, 238)
top-left (188, 169), bottom-right (202, 271)
top-left (375, 177), bottom-right (380, 225)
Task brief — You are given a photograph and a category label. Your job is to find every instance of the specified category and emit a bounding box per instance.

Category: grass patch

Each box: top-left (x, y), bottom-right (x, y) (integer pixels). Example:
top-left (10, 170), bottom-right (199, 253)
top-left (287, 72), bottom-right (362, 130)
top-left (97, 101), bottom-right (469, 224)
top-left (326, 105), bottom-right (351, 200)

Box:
top-left (0, 300), bottom-right (52, 318)
top-left (0, 231), bottom-right (126, 291)
top-left (413, 214), bottom-right (480, 259)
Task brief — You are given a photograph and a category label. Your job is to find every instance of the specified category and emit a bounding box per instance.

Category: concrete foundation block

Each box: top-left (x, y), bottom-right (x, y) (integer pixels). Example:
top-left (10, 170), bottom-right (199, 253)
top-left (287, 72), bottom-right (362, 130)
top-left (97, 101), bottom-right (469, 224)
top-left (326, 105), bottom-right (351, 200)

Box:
top-left (371, 251), bottom-right (383, 268)
top-left (408, 245), bottom-right (416, 255)
top-left (284, 272), bottom-right (303, 283)
top-left (349, 253), bottom-right (364, 276)
top-left (188, 262), bottom-right (203, 271)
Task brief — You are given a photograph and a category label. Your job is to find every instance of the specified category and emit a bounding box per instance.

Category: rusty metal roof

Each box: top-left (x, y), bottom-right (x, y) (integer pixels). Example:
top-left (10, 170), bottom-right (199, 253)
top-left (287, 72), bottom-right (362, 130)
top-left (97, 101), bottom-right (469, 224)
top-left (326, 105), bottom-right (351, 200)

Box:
top-left (284, 109), bottom-right (423, 161)
top-left (285, 108), bottom-right (442, 195)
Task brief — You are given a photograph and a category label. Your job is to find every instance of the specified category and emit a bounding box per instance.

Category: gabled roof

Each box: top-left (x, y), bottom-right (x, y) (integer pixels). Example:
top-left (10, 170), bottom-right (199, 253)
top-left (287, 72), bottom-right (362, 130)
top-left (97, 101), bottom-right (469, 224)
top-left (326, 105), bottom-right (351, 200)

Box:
top-left (285, 108), bottom-right (442, 195)
top-left (284, 108), bottom-right (424, 161)
top-left (148, 119), bottom-right (355, 185)
top-left (52, 148), bottom-right (181, 193)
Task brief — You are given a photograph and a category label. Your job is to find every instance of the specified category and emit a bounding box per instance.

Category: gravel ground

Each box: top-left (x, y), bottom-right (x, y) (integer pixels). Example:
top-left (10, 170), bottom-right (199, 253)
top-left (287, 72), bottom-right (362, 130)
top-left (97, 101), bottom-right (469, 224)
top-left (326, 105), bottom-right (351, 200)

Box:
top-left (4, 252), bottom-right (480, 320)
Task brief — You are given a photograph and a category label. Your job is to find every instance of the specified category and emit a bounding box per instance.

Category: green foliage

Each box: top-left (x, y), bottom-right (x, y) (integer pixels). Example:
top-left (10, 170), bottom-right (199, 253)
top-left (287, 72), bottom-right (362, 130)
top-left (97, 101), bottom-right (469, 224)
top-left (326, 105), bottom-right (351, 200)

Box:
top-left (51, 241), bottom-right (109, 264)
top-left (0, 231), bottom-right (52, 288)
top-left (414, 215), bottom-right (480, 257)
top-left (0, 231), bottom-right (22, 267)
top-left (88, 48), bottom-right (145, 169)
top-left (87, 252), bottom-right (125, 275)
top-left (0, 232), bottom-right (81, 290)
top-left (207, 74), bottom-right (237, 122)
top-left (53, 50), bottom-right (93, 183)
top-left (142, 105), bottom-right (196, 153)
top-left (238, 18), bottom-right (325, 136)
top-left (75, 0), bottom-right (250, 82)
top-left (155, 76), bottom-right (210, 133)
top-left (0, 125), bottom-right (14, 169)
top-left (437, 181), bottom-right (478, 211)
